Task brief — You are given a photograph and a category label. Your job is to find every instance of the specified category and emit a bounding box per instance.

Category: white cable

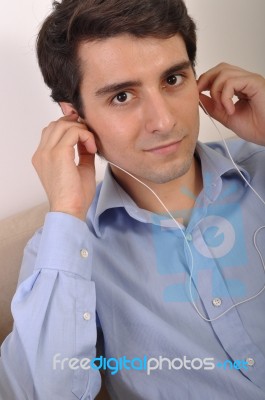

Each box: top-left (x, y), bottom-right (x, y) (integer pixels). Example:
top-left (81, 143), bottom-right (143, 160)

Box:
top-left (199, 100), bottom-right (265, 207)
top-left (106, 104), bottom-right (265, 322)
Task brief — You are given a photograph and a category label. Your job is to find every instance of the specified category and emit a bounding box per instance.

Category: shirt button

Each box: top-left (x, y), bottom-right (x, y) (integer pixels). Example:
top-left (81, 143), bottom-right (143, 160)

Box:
top-left (186, 233), bottom-right (193, 242)
top-left (83, 312), bottom-right (91, 321)
top-left (80, 248), bottom-right (89, 258)
top-left (246, 357), bottom-right (255, 367)
top-left (212, 298), bottom-right (222, 307)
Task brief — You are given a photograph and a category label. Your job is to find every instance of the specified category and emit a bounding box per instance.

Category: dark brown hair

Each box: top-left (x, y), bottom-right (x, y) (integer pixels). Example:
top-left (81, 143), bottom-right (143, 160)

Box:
top-left (37, 0), bottom-right (197, 116)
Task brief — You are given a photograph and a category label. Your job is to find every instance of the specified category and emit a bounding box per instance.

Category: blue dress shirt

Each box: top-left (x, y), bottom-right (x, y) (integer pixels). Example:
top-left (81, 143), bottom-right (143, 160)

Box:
top-left (0, 139), bottom-right (265, 399)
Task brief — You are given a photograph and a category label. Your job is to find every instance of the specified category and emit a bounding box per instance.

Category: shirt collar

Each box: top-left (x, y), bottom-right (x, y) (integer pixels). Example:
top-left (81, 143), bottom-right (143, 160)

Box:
top-left (196, 140), bottom-right (250, 182)
top-left (91, 140), bottom-right (250, 236)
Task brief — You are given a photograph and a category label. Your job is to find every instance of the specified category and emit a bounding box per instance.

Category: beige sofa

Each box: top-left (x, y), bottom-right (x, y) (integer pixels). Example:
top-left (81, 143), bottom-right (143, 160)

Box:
top-left (0, 203), bottom-right (110, 399)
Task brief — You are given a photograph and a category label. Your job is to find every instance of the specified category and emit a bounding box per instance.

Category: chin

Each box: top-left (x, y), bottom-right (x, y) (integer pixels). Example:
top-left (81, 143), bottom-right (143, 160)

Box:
top-left (140, 156), bottom-right (194, 185)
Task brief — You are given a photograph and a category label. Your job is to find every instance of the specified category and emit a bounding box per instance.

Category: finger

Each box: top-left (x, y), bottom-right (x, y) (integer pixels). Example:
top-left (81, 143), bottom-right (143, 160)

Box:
top-left (219, 75), bottom-right (260, 115)
top-left (197, 64), bottom-right (226, 92)
top-left (38, 115), bottom-right (82, 149)
top-left (77, 133), bottom-right (98, 156)
top-left (197, 63), bottom-right (245, 93)
top-left (56, 126), bottom-right (98, 155)
top-left (199, 93), bottom-right (229, 126)
top-left (77, 141), bottom-right (96, 169)
top-left (40, 121), bottom-right (97, 156)
top-left (201, 74), bottom-right (250, 116)
top-left (33, 123), bottom-right (97, 174)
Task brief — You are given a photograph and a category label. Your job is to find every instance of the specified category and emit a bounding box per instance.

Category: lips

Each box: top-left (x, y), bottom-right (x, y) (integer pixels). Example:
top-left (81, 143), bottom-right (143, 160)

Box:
top-left (145, 140), bottom-right (182, 155)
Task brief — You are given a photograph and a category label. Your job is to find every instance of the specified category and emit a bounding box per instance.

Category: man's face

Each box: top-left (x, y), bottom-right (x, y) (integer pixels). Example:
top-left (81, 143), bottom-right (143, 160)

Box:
top-left (78, 34), bottom-right (200, 185)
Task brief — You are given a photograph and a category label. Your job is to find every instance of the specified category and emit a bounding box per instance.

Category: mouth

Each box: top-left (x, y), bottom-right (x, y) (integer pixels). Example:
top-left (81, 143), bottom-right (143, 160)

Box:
top-left (144, 139), bottom-right (183, 156)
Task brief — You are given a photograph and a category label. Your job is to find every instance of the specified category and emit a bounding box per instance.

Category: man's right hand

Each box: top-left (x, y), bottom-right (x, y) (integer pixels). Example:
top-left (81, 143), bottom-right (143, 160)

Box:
top-left (32, 114), bottom-right (97, 221)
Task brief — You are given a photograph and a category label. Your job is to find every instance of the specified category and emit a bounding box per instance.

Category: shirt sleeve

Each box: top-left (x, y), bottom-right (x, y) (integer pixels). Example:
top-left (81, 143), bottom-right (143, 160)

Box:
top-left (0, 212), bottom-right (101, 400)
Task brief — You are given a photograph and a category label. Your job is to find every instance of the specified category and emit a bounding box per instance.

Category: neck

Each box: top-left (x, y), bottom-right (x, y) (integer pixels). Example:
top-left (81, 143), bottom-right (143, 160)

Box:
top-left (112, 156), bottom-right (203, 225)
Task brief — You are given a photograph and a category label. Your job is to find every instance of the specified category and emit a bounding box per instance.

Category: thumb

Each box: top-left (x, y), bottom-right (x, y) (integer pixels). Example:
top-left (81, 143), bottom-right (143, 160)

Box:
top-left (199, 93), bottom-right (229, 126)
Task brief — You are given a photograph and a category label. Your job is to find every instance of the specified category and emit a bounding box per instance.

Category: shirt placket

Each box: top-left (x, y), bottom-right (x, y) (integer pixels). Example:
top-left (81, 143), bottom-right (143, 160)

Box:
top-left (183, 226), bottom-right (265, 391)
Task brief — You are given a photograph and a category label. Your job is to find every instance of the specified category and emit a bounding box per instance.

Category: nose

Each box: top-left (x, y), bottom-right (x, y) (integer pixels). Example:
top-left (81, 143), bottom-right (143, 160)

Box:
top-left (144, 90), bottom-right (176, 134)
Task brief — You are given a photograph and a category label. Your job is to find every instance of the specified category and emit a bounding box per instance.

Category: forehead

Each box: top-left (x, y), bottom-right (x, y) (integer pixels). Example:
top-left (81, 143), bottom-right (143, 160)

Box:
top-left (78, 34), bottom-right (189, 88)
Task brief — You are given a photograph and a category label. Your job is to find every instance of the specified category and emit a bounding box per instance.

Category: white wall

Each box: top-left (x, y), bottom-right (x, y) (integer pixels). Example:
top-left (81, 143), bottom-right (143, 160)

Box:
top-left (1, 0), bottom-right (265, 219)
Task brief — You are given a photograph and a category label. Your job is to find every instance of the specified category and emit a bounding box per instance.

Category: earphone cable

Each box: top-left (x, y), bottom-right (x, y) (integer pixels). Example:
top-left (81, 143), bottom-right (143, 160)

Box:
top-left (106, 102), bottom-right (265, 321)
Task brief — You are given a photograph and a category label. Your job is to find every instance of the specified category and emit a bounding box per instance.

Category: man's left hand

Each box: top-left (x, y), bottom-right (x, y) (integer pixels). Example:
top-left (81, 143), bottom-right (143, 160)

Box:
top-left (197, 63), bottom-right (265, 145)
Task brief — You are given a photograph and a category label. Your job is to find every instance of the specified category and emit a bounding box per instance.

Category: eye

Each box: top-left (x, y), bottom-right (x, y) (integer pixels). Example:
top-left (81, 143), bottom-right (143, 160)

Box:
top-left (166, 74), bottom-right (184, 87)
top-left (112, 91), bottom-right (133, 105)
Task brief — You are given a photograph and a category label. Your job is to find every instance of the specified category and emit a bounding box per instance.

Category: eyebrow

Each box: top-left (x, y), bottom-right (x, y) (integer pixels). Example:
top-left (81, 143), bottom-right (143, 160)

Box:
top-left (95, 80), bottom-right (142, 97)
top-left (94, 60), bottom-right (192, 98)
top-left (161, 60), bottom-right (192, 81)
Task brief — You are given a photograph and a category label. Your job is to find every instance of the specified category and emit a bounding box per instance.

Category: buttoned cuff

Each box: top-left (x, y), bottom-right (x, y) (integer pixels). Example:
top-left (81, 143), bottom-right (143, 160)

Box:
top-left (34, 212), bottom-right (92, 280)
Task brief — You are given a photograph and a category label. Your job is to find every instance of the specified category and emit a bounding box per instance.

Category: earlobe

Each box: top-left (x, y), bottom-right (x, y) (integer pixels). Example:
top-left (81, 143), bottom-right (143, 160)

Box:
top-left (59, 102), bottom-right (78, 116)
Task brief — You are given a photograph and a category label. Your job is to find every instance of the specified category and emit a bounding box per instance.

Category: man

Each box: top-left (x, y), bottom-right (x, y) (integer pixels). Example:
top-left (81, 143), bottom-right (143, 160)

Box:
top-left (0, 0), bottom-right (265, 399)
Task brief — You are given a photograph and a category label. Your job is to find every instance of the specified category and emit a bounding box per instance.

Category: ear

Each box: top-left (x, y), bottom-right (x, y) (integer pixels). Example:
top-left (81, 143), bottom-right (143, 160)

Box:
top-left (59, 102), bottom-right (78, 116)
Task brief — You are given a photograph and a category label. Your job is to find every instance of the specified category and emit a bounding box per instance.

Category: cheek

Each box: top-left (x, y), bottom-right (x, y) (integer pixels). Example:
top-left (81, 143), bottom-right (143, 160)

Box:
top-left (181, 92), bottom-right (200, 126)
top-left (87, 110), bottom-right (140, 153)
